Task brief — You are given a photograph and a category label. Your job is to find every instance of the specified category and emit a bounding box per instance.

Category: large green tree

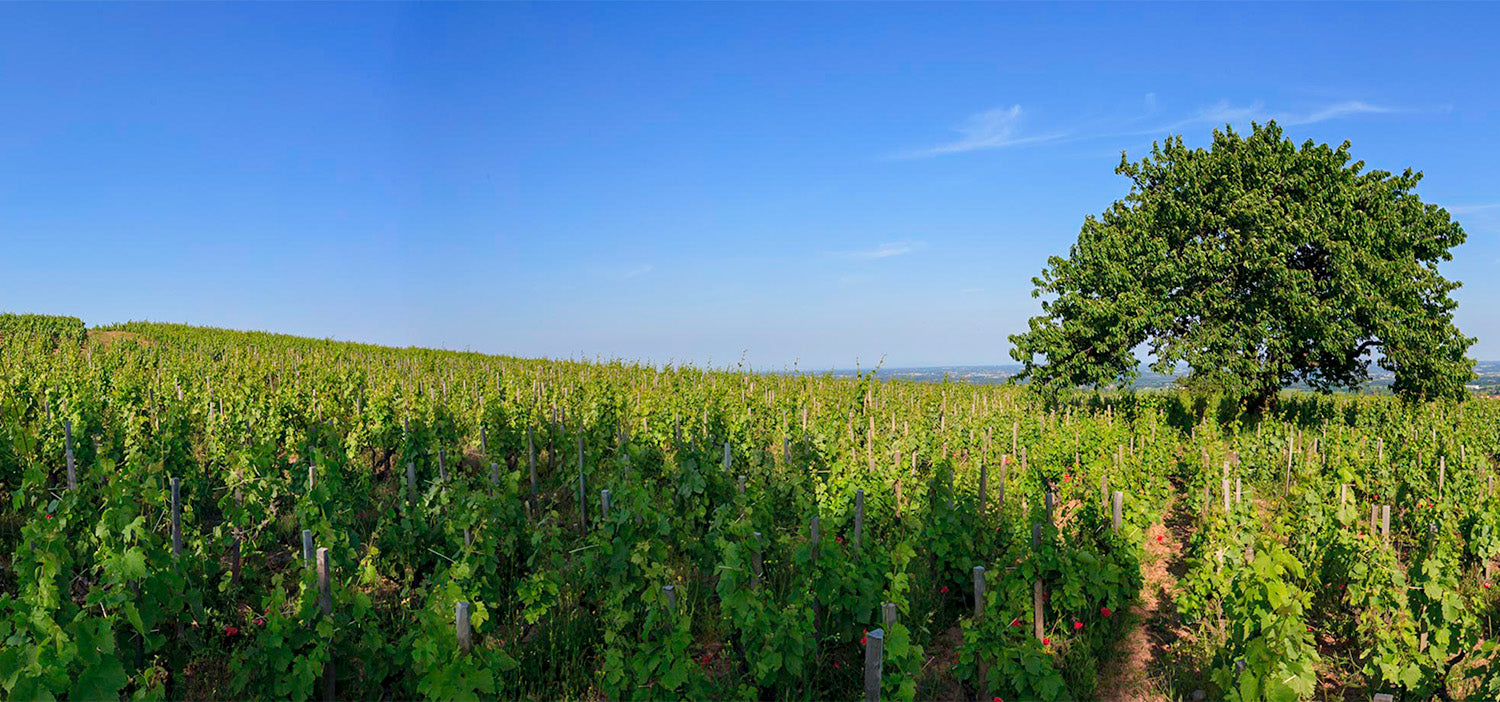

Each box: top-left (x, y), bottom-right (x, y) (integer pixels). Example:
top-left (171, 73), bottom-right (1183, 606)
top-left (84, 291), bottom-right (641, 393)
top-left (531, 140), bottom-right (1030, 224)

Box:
top-left (1009, 121), bottom-right (1474, 407)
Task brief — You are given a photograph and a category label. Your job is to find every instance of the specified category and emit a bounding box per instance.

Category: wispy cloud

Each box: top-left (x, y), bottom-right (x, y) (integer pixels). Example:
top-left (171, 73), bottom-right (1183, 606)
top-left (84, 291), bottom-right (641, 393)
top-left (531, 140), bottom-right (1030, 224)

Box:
top-left (837, 240), bottom-right (926, 260)
top-left (903, 97), bottom-right (1428, 158)
top-left (897, 106), bottom-right (1068, 158)
top-left (1449, 203), bottom-right (1500, 215)
top-left (616, 264), bottom-right (653, 280)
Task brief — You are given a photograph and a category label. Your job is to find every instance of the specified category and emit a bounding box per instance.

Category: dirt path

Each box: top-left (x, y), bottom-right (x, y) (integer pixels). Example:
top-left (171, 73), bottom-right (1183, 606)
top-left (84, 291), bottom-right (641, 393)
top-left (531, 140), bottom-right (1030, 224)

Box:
top-left (1097, 497), bottom-right (1197, 701)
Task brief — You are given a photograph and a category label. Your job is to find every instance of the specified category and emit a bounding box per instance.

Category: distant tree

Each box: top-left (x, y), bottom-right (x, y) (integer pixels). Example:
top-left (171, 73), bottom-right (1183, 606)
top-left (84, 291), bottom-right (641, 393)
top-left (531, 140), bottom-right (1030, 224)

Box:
top-left (1009, 121), bottom-right (1474, 408)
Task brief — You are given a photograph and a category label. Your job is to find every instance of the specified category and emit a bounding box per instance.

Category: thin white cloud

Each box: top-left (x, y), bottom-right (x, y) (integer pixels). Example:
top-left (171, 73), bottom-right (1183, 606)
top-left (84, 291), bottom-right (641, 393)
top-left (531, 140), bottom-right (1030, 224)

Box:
top-left (837, 240), bottom-right (926, 260)
top-left (1278, 100), bottom-right (1400, 125)
top-left (619, 264), bottom-right (653, 279)
top-left (898, 105), bottom-right (1068, 158)
top-left (903, 97), bottom-right (1427, 158)
top-left (1449, 203), bottom-right (1500, 215)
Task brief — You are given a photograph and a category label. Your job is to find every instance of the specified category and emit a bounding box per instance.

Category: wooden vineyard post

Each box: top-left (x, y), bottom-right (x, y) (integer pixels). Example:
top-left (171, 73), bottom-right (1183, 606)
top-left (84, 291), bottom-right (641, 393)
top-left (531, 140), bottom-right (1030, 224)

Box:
top-left (1222, 478), bottom-right (1231, 514)
top-left (406, 462), bottom-right (417, 517)
top-left (601, 489), bottom-right (611, 521)
top-left (456, 601), bottom-right (472, 654)
top-left (577, 434), bottom-right (587, 531)
top-left (854, 489), bottom-right (865, 550)
top-left (437, 450), bottom-right (447, 483)
top-left (979, 461), bottom-right (988, 517)
top-left (309, 464), bottom-right (316, 492)
top-left (1370, 504), bottom-right (1379, 538)
top-left (1235, 477), bottom-right (1242, 505)
top-left (1439, 456), bottom-right (1446, 501)
top-left (171, 477), bottom-right (183, 558)
top-left (751, 532), bottom-right (763, 590)
top-left (527, 427), bottom-right (539, 510)
top-left (972, 566), bottom-right (986, 618)
top-left (1381, 505), bottom-right (1391, 541)
top-left (973, 564), bottom-right (988, 691)
top-left (1046, 491), bottom-right (1056, 529)
top-left (882, 602), bottom-right (897, 632)
top-left (1032, 522), bottom-right (1045, 641)
top-left (738, 475), bottom-right (746, 497)
top-left (998, 457), bottom-right (1007, 513)
top-left (64, 420), bottom-right (76, 490)
top-left (302, 529), bottom-right (314, 567)
top-left (1112, 491), bottom-right (1123, 532)
top-left (663, 584), bottom-right (677, 612)
top-left (723, 441), bottom-right (732, 472)
top-left (1285, 444), bottom-right (1294, 494)
top-left (864, 628), bottom-right (884, 702)
top-left (316, 547), bottom-right (334, 701)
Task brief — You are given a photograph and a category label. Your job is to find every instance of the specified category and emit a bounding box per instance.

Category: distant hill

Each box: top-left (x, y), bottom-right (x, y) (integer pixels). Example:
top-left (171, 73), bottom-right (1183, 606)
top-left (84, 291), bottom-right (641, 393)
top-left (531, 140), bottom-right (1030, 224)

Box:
top-left (828, 361), bottom-right (1500, 395)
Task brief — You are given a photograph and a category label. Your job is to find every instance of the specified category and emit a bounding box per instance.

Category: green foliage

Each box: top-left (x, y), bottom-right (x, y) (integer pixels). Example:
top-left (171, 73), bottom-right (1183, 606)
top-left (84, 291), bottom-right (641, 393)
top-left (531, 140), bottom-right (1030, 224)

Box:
top-left (1010, 121), bottom-right (1474, 405)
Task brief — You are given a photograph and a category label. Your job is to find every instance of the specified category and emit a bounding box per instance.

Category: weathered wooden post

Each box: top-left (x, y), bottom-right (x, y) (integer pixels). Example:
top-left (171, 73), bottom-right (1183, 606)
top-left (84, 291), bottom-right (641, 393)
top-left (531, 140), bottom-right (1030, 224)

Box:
top-left (864, 628), bottom-right (884, 702)
top-left (601, 489), bottom-right (611, 521)
top-left (528, 426), bottom-right (539, 508)
top-left (663, 584), bottom-right (677, 612)
top-left (998, 457), bottom-right (1007, 512)
top-left (1381, 505), bottom-right (1391, 541)
top-left (308, 464), bottom-right (317, 492)
top-left (854, 489), bottom-right (865, 550)
top-left (1439, 457), bottom-right (1446, 500)
top-left (1112, 491), bottom-right (1123, 532)
top-left (1032, 522), bottom-right (1045, 641)
top-left (171, 477), bottom-right (183, 557)
top-left (64, 420), bottom-right (76, 490)
top-left (577, 434), bottom-right (587, 531)
top-left (972, 566), bottom-right (986, 619)
top-left (979, 461), bottom-right (988, 516)
top-left (316, 547), bottom-right (334, 701)
top-left (723, 441), bottom-right (732, 471)
top-left (882, 602), bottom-right (897, 632)
top-left (438, 450), bottom-right (447, 483)
top-left (1046, 491), bottom-right (1056, 528)
top-left (1222, 478), bottom-right (1231, 514)
top-left (406, 462), bottom-right (417, 516)
top-left (751, 532), bottom-right (763, 590)
top-left (456, 601), bottom-right (472, 654)
top-left (302, 529), bottom-right (314, 566)
top-left (811, 515), bottom-right (821, 561)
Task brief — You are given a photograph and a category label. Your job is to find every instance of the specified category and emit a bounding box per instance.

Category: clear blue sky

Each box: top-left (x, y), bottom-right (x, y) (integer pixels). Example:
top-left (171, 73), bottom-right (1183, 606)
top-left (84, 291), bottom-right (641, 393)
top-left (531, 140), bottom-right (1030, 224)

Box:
top-left (3, 3), bottom-right (1497, 370)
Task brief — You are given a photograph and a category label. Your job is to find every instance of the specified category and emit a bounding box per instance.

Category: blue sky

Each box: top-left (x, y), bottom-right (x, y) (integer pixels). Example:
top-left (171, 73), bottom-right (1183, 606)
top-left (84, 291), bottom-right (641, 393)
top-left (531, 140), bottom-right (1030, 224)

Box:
top-left (3, 3), bottom-right (1497, 370)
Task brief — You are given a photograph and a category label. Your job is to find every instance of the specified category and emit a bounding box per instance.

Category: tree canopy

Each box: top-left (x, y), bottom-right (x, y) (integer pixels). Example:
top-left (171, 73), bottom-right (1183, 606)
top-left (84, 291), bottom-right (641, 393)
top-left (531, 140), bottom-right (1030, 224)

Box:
top-left (1009, 121), bottom-right (1474, 407)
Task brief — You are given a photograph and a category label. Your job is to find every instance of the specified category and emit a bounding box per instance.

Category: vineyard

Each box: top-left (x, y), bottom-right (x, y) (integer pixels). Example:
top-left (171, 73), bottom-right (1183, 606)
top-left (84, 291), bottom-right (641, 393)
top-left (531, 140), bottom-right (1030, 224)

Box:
top-left (7, 316), bottom-right (1500, 700)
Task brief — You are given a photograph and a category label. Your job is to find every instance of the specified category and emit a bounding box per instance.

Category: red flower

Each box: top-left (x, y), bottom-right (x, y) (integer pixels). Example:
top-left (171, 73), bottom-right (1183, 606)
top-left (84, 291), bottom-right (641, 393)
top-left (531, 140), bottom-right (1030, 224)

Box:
top-left (254, 617), bottom-right (266, 627)
top-left (994, 697), bottom-right (1004, 702)
top-left (224, 625), bottom-right (240, 637)
top-left (1073, 621), bottom-right (1083, 631)
top-left (1156, 535), bottom-right (1164, 543)
top-left (1009, 618), bottom-right (1021, 627)
top-left (1486, 582), bottom-right (1493, 590)
top-left (940, 586), bottom-right (949, 594)
top-left (44, 514), bottom-right (53, 520)
top-left (835, 536), bottom-right (844, 544)
top-left (699, 653), bottom-right (712, 664)
top-left (1305, 625), bottom-right (1312, 632)
top-left (834, 662), bottom-right (842, 670)
top-left (1100, 606), bottom-right (1112, 618)
top-left (860, 636), bottom-right (868, 646)
top-left (1042, 637), bottom-right (1051, 645)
